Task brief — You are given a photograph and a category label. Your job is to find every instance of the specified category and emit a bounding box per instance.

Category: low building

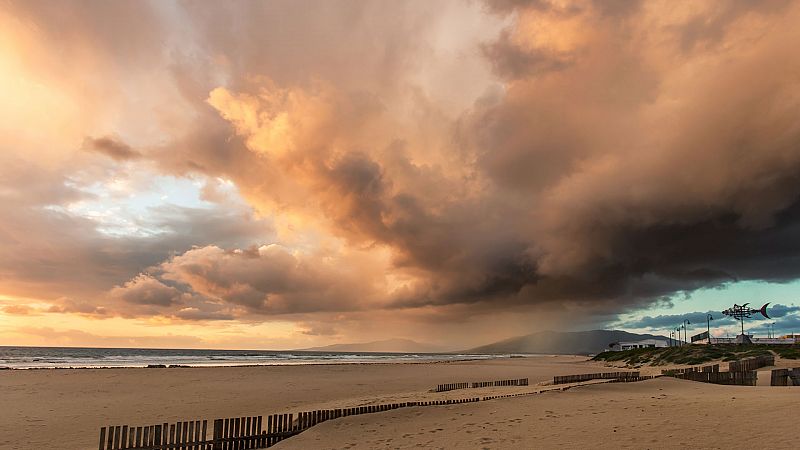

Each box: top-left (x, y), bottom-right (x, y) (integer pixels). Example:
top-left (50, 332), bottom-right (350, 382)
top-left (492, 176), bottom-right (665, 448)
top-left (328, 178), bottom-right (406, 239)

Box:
top-left (704, 335), bottom-right (800, 345)
top-left (609, 339), bottom-right (668, 351)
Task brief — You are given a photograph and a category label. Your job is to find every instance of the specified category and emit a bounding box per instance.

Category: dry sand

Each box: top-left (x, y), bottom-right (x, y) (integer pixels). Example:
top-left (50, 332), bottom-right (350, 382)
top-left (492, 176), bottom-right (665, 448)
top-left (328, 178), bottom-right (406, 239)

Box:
top-left (278, 378), bottom-right (800, 449)
top-left (2, 355), bottom-right (797, 449)
top-left (0, 355), bottom-right (593, 449)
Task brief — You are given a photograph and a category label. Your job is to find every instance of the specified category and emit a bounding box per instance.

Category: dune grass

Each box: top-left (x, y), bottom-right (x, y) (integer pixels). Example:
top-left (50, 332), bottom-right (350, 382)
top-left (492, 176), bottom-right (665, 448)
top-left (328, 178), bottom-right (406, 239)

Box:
top-left (592, 344), bottom-right (799, 366)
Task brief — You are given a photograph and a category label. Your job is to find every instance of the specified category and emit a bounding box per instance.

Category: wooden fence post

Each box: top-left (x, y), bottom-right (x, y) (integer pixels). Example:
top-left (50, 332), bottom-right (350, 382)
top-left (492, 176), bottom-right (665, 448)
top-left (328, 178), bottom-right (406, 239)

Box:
top-left (212, 419), bottom-right (222, 450)
top-left (99, 427), bottom-right (106, 450)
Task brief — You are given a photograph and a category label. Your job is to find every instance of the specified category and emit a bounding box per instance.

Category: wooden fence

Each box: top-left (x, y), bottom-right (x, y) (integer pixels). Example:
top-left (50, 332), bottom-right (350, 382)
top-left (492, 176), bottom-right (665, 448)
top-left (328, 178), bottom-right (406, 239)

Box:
top-left (661, 364), bottom-right (719, 376)
top-left (662, 361), bottom-right (756, 385)
top-left (435, 378), bottom-right (529, 392)
top-left (553, 372), bottom-right (639, 385)
top-left (770, 368), bottom-right (800, 386)
top-left (728, 355), bottom-right (774, 372)
top-left (791, 369), bottom-right (800, 385)
top-left (670, 370), bottom-right (757, 386)
top-left (99, 371), bottom-right (658, 450)
top-left (771, 369), bottom-right (790, 386)
top-left (99, 399), bottom-right (486, 449)
top-left (664, 364), bottom-right (720, 374)
top-left (608, 375), bottom-right (658, 383)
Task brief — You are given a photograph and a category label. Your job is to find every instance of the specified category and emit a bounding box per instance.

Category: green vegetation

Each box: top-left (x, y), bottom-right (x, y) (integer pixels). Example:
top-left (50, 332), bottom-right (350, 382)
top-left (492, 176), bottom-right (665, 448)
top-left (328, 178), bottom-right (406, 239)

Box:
top-left (773, 346), bottom-right (800, 360)
top-left (592, 344), bottom-right (800, 366)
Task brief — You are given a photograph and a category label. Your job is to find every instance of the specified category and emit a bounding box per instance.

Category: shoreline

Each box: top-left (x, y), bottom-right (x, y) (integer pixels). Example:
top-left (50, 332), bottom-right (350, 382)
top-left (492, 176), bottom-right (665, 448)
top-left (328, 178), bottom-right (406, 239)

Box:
top-left (0, 351), bottom-right (572, 371)
top-left (0, 357), bottom-right (500, 371)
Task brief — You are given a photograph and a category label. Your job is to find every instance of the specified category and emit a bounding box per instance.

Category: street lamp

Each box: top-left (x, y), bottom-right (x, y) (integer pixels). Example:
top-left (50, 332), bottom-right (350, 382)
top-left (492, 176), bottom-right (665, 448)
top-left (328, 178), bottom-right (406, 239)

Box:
top-left (707, 314), bottom-right (714, 345)
top-left (682, 320), bottom-right (691, 346)
top-left (676, 327), bottom-right (682, 346)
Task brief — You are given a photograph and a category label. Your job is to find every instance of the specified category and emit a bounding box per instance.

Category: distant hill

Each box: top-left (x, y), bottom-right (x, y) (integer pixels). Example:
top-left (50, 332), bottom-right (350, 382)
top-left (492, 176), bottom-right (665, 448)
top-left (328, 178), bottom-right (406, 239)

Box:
top-left (297, 338), bottom-right (447, 353)
top-left (466, 330), bottom-right (670, 355)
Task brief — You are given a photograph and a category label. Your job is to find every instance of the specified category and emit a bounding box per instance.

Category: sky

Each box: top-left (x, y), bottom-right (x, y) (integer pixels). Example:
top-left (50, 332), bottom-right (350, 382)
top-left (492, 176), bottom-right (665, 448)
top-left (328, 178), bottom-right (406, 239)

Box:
top-left (2, 0), bottom-right (800, 350)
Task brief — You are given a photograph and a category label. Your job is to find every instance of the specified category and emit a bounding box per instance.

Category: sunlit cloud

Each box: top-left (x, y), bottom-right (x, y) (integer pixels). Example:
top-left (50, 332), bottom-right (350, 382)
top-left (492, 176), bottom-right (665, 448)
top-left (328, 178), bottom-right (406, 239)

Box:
top-left (2, 0), bottom-right (800, 348)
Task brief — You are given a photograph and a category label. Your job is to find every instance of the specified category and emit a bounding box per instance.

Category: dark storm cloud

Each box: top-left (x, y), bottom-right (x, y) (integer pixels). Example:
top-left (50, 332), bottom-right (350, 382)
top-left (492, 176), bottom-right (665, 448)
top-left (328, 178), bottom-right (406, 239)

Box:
top-left (483, 30), bottom-right (573, 79)
top-left (7, 0), bottom-right (800, 329)
top-left (676, 0), bottom-right (791, 52)
top-left (437, 0), bottom-right (800, 315)
top-left (483, 0), bottom-right (552, 13)
top-left (83, 136), bottom-right (142, 161)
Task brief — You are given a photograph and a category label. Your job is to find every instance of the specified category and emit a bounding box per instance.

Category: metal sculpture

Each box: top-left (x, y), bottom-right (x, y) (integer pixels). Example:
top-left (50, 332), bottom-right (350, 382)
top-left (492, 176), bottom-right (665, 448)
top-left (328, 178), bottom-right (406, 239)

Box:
top-left (722, 303), bottom-right (770, 341)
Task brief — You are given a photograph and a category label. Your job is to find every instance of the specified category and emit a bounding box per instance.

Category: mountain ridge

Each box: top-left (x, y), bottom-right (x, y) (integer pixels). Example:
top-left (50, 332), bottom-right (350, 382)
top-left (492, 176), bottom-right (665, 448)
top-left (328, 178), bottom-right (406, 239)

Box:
top-left (465, 330), bottom-right (669, 355)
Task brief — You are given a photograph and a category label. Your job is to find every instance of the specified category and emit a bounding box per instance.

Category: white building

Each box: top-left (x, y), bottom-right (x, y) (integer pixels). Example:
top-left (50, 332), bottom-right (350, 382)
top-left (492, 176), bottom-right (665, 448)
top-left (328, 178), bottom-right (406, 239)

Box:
top-left (697, 335), bottom-right (800, 345)
top-left (610, 339), bottom-right (669, 351)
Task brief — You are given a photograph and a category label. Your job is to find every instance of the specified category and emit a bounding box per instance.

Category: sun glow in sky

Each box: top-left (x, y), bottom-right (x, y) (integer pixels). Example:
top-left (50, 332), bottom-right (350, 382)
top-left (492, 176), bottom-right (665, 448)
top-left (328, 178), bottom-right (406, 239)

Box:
top-left (2, 0), bottom-right (800, 349)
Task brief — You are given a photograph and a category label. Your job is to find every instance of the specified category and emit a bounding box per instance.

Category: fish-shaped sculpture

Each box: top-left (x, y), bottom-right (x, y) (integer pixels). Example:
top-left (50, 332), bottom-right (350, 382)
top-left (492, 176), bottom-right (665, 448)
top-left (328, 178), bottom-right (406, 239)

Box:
top-left (722, 303), bottom-right (770, 320)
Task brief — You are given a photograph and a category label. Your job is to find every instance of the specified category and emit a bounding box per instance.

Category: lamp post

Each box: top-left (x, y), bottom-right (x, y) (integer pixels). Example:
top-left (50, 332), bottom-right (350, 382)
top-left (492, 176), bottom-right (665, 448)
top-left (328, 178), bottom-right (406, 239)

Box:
top-left (707, 314), bottom-right (713, 345)
top-left (682, 320), bottom-right (691, 346)
top-left (676, 327), bottom-right (682, 346)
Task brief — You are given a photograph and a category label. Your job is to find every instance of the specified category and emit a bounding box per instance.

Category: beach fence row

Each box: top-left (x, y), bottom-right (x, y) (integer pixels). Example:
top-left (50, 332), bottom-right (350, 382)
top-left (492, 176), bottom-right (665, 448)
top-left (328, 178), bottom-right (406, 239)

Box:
top-left (99, 414), bottom-right (297, 450)
top-left (728, 355), bottom-right (774, 372)
top-left (770, 368), bottom-right (800, 386)
top-left (99, 372), bottom-right (661, 450)
top-left (435, 378), bottom-right (529, 392)
top-left (661, 364), bottom-right (720, 376)
top-left (669, 370), bottom-right (758, 386)
top-left (99, 398), bottom-right (488, 450)
top-left (608, 375), bottom-right (659, 383)
top-left (552, 371), bottom-right (640, 385)
top-left (662, 362), bottom-right (757, 385)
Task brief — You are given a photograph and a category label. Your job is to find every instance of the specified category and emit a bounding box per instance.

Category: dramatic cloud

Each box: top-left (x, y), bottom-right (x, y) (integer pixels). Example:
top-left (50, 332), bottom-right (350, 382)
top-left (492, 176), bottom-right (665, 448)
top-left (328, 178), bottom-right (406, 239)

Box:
top-left (154, 244), bottom-right (382, 315)
top-left (0, 153), bottom-right (273, 303)
top-left (110, 275), bottom-right (184, 307)
top-left (83, 136), bottom-right (142, 161)
top-left (187, 0), bottom-right (800, 315)
top-left (3, 0), bottom-right (800, 347)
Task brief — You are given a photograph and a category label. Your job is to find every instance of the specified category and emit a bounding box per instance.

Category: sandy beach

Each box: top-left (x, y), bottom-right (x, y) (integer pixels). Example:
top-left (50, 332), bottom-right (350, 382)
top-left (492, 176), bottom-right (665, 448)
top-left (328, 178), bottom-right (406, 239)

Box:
top-left (5, 0), bottom-right (800, 448)
top-left (0, 355), bottom-right (593, 449)
top-left (279, 377), bottom-right (800, 449)
top-left (1, 355), bottom-right (798, 449)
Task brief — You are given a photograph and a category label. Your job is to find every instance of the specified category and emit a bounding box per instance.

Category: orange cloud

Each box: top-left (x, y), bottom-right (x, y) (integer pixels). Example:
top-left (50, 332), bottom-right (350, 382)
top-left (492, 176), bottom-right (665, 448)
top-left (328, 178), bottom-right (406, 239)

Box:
top-left (3, 0), bottom-right (800, 348)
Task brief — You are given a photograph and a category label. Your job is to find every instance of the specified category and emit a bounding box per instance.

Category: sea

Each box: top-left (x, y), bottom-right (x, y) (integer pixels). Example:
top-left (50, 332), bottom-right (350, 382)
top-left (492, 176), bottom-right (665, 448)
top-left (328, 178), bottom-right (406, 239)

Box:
top-left (0, 346), bottom-right (510, 369)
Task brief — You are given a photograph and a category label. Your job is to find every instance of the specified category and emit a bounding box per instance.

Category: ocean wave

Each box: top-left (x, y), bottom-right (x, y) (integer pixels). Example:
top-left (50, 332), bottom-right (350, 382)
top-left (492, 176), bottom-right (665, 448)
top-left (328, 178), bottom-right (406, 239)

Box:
top-left (0, 346), bottom-right (509, 369)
